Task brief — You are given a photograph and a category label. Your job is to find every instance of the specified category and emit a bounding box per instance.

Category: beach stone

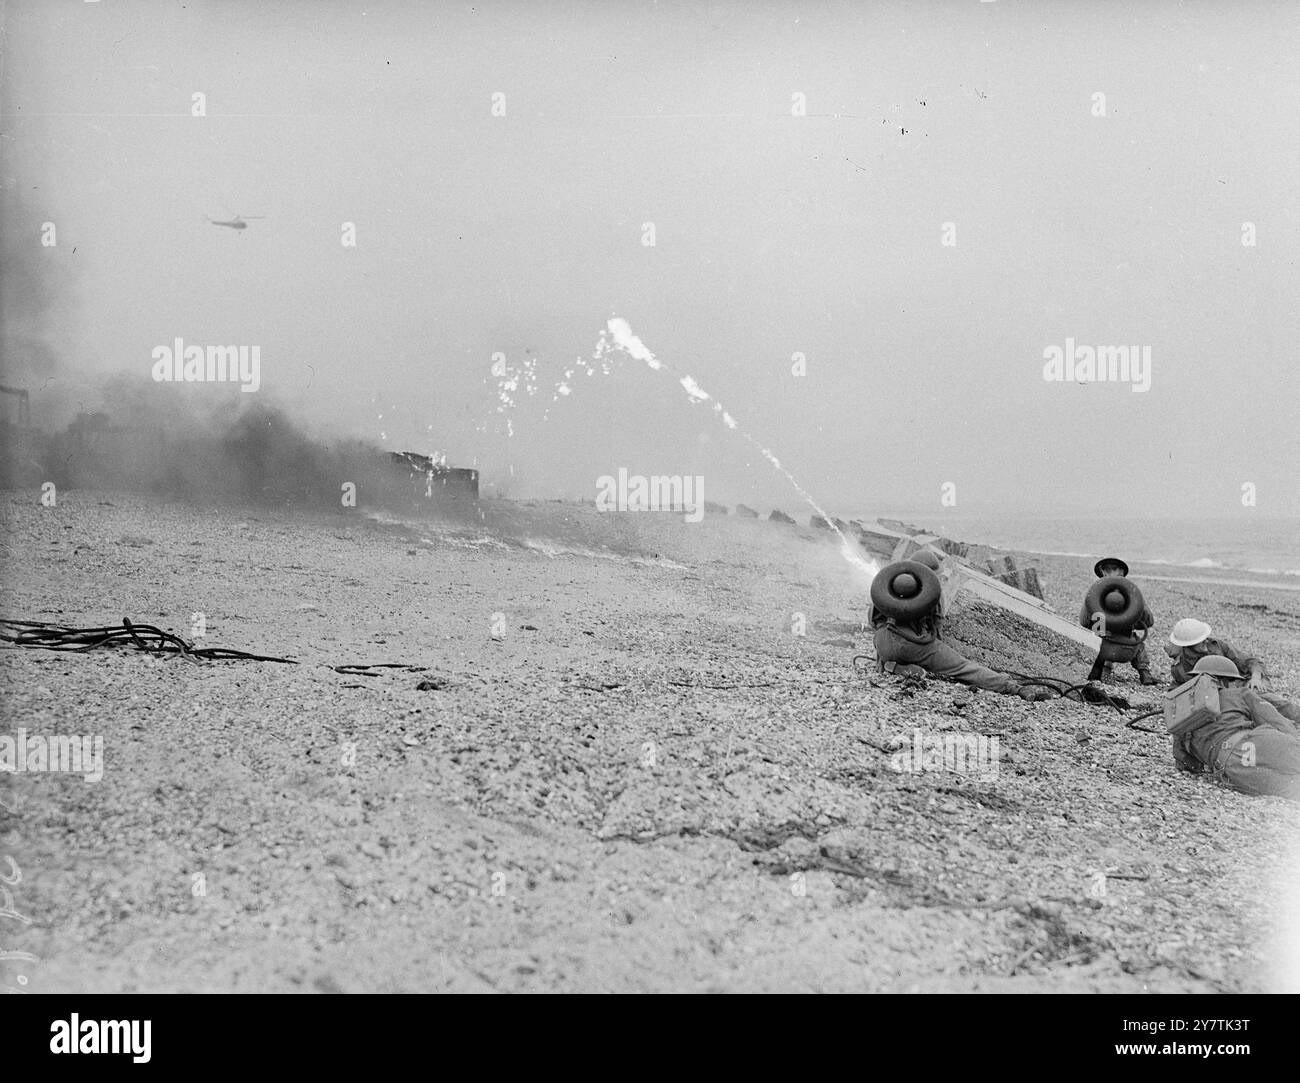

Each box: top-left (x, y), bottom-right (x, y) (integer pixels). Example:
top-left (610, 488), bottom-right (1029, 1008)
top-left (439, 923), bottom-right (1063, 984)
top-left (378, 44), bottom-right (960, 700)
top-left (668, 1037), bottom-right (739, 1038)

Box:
top-left (878, 519), bottom-right (923, 536)
top-left (7, 489), bottom-right (1284, 996)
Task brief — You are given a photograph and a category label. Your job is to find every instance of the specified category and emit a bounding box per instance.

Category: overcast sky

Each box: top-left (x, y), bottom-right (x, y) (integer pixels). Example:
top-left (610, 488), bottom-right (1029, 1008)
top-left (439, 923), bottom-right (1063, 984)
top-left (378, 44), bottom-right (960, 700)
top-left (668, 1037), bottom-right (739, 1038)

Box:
top-left (3, 0), bottom-right (1297, 517)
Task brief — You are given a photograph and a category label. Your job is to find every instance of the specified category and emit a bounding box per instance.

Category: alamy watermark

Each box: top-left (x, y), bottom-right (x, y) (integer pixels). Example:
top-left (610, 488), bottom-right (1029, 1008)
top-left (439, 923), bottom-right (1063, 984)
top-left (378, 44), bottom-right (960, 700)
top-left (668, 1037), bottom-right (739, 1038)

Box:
top-left (49, 1014), bottom-right (151, 1063)
top-left (595, 468), bottom-right (705, 523)
top-left (889, 730), bottom-right (999, 779)
top-left (1042, 339), bottom-right (1151, 393)
top-left (0, 730), bottom-right (103, 783)
top-left (151, 338), bottom-right (261, 392)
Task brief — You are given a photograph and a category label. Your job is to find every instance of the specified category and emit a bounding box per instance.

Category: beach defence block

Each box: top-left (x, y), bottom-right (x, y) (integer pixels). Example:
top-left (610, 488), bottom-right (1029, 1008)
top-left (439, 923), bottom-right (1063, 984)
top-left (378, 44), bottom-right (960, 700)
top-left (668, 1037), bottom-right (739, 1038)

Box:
top-left (964, 544), bottom-right (999, 567)
top-left (973, 552), bottom-right (1045, 600)
top-left (810, 514), bottom-right (832, 529)
top-left (949, 563), bottom-right (1101, 654)
top-left (878, 518), bottom-right (924, 536)
top-left (1164, 675), bottom-right (1221, 736)
top-left (859, 522), bottom-right (913, 559)
top-left (770, 509), bottom-right (797, 524)
top-left (886, 529), bottom-right (967, 559)
top-left (1016, 567), bottom-right (1045, 600)
top-left (704, 501), bottom-right (729, 515)
top-left (388, 452), bottom-right (479, 500)
top-left (735, 504), bottom-right (759, 518)
top-left (892, 536), bottom-right (942, 563)
top-left (986, 555), bottom-right (1017, 577)
top-left (984, 565), bottom-right (1046, 600)
top-left (872, 521), bottom-right (970, 558)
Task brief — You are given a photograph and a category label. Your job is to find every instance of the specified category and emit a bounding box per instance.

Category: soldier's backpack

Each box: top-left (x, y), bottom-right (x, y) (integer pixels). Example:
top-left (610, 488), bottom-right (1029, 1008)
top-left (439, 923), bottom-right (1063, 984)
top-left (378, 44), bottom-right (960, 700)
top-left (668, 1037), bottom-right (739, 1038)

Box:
top-left (1164, 674), bottom-right (1221, 737)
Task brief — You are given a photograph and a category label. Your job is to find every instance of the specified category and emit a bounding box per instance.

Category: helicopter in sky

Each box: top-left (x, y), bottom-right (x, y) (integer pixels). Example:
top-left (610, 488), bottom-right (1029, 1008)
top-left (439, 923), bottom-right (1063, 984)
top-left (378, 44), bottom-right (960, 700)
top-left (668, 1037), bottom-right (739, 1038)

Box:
top-left (206, 214), bottom-right (265, 231)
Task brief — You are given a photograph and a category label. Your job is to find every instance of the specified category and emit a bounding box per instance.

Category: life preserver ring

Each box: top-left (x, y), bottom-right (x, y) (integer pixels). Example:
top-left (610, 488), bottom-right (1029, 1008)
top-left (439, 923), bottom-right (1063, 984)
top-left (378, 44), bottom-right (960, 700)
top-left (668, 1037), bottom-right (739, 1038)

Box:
top-left (1084, 576), bottom-right (1146, 635)
top-left (870, 560), bottom-right (942, 622)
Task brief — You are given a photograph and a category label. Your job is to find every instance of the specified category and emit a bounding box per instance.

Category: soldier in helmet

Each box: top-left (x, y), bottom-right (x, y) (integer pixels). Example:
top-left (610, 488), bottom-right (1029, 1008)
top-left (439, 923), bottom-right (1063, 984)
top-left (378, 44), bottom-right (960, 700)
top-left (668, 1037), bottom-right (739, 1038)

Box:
top-left (1166, 616), bottom-right (1299, 721)
top-left (1079, 557), bottom-right (1160, 685)
top-left (869, 555), bottom-right (1052, 701)
top-left (1167, 617), bottom-right (1265, 688)
top-left (1171, 655), bottom-right (1300, 800)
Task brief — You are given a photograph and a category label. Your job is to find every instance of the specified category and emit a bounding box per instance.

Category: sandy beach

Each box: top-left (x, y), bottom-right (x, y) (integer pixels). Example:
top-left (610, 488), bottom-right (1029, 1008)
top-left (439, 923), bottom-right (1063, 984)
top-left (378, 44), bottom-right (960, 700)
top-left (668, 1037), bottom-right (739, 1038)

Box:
top-left (2, 491), bottom-right (1297, 994)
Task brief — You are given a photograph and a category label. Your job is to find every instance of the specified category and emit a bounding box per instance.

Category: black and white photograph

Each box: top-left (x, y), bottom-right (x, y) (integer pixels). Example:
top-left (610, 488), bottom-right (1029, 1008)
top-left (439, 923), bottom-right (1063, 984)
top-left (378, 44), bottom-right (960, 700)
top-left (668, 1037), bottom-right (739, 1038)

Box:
top-left (1, 0), bottom-right (1297, 1033)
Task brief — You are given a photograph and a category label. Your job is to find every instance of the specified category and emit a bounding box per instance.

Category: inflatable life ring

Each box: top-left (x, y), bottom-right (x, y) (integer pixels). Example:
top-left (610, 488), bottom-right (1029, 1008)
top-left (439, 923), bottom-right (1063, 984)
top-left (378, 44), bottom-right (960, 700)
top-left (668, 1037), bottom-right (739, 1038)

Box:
top-left (1084, 575), bottom-right (1146, 635)
top-left (870, 560), bottom-right (942, 622)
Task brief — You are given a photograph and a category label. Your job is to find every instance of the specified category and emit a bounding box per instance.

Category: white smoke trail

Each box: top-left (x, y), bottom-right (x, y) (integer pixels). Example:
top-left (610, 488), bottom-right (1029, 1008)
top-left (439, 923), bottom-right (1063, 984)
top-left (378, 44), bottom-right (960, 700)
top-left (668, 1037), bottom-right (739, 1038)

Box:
top-left (600, 317), bottom-right (879, 583)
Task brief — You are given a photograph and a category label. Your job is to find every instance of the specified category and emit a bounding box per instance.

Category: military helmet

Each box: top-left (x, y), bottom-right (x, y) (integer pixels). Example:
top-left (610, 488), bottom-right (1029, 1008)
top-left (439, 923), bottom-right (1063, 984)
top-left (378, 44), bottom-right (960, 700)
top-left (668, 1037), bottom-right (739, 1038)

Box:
top-left (1170, 618), bottom-right (1212, 647)
top-left (1191, 655), bottom-right (1241, 680)
top-left (1093, 556), bottom-right (1129, 578)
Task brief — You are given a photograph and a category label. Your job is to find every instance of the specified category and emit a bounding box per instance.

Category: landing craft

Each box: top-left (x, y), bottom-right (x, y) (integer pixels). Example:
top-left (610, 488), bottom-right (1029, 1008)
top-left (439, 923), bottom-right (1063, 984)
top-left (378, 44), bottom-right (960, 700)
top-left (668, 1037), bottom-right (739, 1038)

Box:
top-left (206, 215), bottom-right (265, 231)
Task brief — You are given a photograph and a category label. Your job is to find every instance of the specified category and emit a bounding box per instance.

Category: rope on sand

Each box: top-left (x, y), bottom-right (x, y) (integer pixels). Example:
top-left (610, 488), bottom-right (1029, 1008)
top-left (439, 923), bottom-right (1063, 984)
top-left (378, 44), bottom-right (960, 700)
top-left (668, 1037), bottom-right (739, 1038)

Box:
top-left (0, 617), bottom-right (298, 665)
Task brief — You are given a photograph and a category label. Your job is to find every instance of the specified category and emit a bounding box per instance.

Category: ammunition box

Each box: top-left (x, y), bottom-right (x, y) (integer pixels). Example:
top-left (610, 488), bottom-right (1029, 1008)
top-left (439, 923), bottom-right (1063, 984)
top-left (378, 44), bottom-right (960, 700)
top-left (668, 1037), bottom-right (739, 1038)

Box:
top-left (1164, 675), bottom-right (1221, 736)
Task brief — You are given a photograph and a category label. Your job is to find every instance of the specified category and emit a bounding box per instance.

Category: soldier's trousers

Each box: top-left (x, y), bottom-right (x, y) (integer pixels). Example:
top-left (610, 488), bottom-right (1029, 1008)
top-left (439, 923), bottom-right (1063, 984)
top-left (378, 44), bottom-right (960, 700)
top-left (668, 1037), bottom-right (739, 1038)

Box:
top-left (1088, 638), bottom-right (1152, 681)
top-left (873, 627), bottom-right (1021, 696)
top-left (1260, 692), bottom-right (1300, 724)
top-left (1215, 730), bottom-right (1300, 801)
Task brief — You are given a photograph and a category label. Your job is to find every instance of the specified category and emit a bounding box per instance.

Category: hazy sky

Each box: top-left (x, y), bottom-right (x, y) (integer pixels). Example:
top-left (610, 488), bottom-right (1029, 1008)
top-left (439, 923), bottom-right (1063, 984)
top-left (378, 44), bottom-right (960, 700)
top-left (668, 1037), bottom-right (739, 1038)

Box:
top-left (3, 0), bottom-right (1297, 517)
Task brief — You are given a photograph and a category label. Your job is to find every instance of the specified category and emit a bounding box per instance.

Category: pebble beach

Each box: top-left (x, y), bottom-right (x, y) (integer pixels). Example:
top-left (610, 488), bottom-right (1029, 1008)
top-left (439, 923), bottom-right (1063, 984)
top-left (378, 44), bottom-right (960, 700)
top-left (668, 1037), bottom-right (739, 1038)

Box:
top-left (2, 492), bottom-right (1298, 993)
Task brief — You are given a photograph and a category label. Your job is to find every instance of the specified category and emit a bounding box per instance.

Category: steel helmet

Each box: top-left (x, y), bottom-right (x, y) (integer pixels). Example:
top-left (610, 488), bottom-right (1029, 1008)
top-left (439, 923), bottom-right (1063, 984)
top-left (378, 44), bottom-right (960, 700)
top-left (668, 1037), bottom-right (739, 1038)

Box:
top-left (1093, 556), bottom-right (1129, 578)
top-left (1191, 655), bottom-right (1241, 680)
top-left (1169, 618), bottom-right (1212, 647)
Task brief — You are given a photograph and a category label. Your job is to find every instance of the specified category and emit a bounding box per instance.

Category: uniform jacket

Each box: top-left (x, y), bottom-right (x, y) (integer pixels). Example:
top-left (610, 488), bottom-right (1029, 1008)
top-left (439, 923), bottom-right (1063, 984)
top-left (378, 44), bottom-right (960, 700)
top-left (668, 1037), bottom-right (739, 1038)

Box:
top-left (1078, 598), bottom-right (1155, 646)
top-left (869, 606), bottom-right (942, 645)
top-left (1169, 636), bottom-right (1262, 686)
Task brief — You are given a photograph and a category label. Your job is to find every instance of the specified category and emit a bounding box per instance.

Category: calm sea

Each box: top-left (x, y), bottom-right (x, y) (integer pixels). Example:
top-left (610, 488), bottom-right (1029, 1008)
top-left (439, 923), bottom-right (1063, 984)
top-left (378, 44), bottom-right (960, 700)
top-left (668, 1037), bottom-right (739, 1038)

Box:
top-left (858, 513), bottom-right (1300, 579)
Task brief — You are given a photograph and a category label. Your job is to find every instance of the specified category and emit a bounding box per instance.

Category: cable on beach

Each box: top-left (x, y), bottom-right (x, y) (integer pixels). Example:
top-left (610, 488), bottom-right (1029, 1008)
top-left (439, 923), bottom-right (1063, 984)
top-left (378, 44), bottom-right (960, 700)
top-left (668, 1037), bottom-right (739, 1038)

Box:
top-left (0, 617), bottom-right (299, 665)
top-left (1124, 708), bottom-right (1165, 733)
top-left (860, 657), bottom-right (1163, 726)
